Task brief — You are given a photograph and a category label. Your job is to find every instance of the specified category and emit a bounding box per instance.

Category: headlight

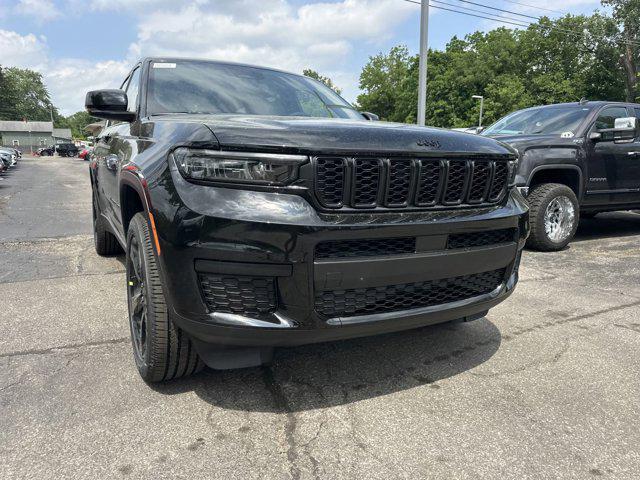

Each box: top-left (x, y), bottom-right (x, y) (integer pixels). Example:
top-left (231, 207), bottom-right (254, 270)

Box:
top-left (172, 148), bottom-right (308, 185)
top-left (507, 157), bottom-right (518, 186)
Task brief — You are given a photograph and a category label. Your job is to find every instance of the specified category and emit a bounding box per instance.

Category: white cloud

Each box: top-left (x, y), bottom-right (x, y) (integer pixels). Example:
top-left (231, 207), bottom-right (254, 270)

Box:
top-left (0, 29), bottom-right (128, 114)
top-left (14, 0), bottom-right (61, 23)
top-left (0, 29), bottom-right (48, 68)
top-left (46, 59), bottom-right (131, 114)
top-left (128, 0), bottom-right (415, 101)
top-left (2, 0), bottom-right (417, 112)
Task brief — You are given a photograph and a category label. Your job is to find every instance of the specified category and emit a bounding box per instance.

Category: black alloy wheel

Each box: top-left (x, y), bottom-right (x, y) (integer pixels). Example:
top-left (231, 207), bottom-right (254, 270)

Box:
top-left (127, 232), bottom-right (148, 365)
top-left (125, 213), bottom-right (204, 382)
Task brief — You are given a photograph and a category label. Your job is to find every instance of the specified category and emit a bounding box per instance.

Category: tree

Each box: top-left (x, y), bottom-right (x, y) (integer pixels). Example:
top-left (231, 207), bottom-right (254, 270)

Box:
top-left (302, 69), bottom-right (342, 95)
top-left (1, 67), bottom-right (55, 121)
top-left (357, 45), bottom-right (413, 122)
top-left (62, 111), bottom-right (98, 139)
top-left (357, 12), bottom-right (629, 127)
top-left (602, 0), bottom-right (639, 101)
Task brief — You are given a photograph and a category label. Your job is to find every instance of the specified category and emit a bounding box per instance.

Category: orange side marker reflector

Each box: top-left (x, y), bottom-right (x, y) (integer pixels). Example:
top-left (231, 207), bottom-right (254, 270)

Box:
top-left (148, 212), bottom-right (162, 256)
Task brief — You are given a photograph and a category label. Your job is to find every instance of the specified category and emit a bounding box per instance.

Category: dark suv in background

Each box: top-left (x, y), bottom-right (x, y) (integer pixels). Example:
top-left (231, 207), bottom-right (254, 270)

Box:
top-left (86, 58), bottom-right (528, 382)
top-left (484, 101), bottom-right (640, 250)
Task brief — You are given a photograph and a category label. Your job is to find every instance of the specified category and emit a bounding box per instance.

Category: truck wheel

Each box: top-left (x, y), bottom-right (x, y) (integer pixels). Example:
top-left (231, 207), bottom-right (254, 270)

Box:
top-left (526, 183), bottom-right (579, 251)
top-left (92, 192), bottom-right (122, 256)
top-left (126, 212), bottom-right (204, 382)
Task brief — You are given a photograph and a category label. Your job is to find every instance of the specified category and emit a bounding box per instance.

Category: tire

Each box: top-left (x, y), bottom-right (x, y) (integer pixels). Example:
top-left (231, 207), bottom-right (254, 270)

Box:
top-left (126, 212), bottom-right (204, 382)
top-left (92, 191), bottom-right (122, 256)
top-left (526, 183), bottom-right (579, 251)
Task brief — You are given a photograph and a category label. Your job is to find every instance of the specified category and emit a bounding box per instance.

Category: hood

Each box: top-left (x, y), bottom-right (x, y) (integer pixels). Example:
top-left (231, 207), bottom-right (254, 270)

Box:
top-left (154, 114), bottom-right (515, 157)
top-left (485, 133), bottom-right (580, 151)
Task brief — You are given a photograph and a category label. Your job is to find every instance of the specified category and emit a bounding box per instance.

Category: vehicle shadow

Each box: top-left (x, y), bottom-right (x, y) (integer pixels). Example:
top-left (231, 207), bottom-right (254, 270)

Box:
top-left (150, 318), bottom-right (501, 413)
top-left (573, 211), bottom-right (640, 242)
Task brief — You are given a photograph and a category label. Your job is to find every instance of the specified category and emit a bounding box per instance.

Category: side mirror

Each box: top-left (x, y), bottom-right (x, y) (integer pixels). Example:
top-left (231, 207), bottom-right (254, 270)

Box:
top-left (361, 111), bottom-right (379, 121)
top-left (85, 89), bottom-right (136, 122)
top-left (591, 117), bottom-right (638, 143)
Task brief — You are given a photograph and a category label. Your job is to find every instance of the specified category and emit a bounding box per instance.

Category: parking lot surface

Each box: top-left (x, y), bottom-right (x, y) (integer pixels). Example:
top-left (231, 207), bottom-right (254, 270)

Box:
top-left (1, 156), bottom-right (639, 479)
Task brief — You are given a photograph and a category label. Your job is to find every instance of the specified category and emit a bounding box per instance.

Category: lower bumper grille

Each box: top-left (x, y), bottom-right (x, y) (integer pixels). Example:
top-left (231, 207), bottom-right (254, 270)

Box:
top-left (315, 237), bottom-right (416, 259)
top-left (315, 268), bottom-right (505, 318)
top-left (199, 274), bottom-right (277, 316)
top-left (447, 228), bottom-right (517, 249)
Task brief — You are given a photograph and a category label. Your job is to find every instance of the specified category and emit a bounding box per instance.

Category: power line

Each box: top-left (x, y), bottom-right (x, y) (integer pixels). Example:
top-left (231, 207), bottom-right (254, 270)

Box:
top-left (400, 0), bottom-right (640, 48)
top-left (432, 0), bottom-right (533, 26)
top-left (500, 0), bottom-right (565, 15)
top-left (402, 0), bottom-right (529, 28)
top-left (454, 0), bottom-right (540, 20)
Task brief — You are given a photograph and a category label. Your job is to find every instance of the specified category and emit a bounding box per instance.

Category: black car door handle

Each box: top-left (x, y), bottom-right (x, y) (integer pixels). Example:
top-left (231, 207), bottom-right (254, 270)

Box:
top-left (628, 152), bottom-right (640, 157)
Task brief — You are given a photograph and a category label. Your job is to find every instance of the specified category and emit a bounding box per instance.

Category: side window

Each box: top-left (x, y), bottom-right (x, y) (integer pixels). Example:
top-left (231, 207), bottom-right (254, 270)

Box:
top-left (125, 67), bottom-right (141, 113)
top-left (594, 106), bottom-right (629, 130)
top-left (634, 108), bottom-right (640, 121)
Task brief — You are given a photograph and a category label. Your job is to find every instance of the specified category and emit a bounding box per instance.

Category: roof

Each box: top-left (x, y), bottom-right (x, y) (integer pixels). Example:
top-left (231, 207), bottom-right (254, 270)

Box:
top-left (0, 121), bottom-right (53, 133)
top-left (52, 128), bottom-right (72, 139)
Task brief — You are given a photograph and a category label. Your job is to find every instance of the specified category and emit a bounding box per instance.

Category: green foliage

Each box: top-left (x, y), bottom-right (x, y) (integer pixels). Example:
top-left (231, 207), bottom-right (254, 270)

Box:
top-left (357, 13), bottom-right (629, 127)
top-left (602, 0), bottom-right (639, 101)
top-left (0, 65), bottom-right (97, 138)
top-left (302, 68), bottom-right (342, 95)
top-left (0, 67), bottom-right (56, 122)
top-left (60, 111), bottom-right (98, 140)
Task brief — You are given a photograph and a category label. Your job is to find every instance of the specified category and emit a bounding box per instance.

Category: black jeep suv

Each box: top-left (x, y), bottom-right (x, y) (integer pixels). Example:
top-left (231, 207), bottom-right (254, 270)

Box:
top-left (483, 101), bottom-right (640, 250)
top-left (86, 58), bottom-right (528, 382)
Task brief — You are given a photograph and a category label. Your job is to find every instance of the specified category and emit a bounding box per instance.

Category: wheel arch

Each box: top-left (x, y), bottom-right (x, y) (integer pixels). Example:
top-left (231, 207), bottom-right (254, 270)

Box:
top-left (527, 165), bottom-right (583, 201)
top-left (119, 167), bottom-right (162, 256)
top-left (119, 168), bottom-right (151, 234)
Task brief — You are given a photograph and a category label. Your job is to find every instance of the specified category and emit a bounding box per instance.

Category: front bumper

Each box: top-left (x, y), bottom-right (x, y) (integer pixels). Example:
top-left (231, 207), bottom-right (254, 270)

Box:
top-left (150, 166), bottom-right (529, 348)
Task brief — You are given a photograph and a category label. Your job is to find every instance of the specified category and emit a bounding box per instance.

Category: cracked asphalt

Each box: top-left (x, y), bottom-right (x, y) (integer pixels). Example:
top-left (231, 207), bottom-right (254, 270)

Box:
top-left (1, 156), bottom-right (640, 479)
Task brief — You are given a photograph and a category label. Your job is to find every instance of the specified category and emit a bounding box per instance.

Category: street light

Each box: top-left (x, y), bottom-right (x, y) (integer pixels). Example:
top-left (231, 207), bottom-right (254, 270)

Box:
top-left (472, 95), bottom-right (484, 129)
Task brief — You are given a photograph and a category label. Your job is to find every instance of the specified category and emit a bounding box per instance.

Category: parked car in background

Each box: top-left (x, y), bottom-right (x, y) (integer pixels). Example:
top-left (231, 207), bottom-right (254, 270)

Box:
top-left (55, 143), bottom-right (79, 157)
top-left (37, 146), bottom-right (55, 156)
top-left (0, 148), bottom-right (18, 168)
top-left (79, 146), bottom-right (93, 160)
top-left (87, 58), bottom-right (528, 382)
top-left (483, 101), bottom-right (640, 251)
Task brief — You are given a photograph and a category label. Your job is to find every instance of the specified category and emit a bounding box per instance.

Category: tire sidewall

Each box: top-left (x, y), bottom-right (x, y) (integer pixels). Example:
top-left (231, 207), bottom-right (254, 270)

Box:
top-left (125, 214), bottom-right (166, 379)
top-left (531, 185), bottom-right (579, 250)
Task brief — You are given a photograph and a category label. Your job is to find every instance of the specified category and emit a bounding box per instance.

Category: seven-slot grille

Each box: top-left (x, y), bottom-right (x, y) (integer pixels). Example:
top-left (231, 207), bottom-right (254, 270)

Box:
top-left (314, 157), bottom-right (510, 210)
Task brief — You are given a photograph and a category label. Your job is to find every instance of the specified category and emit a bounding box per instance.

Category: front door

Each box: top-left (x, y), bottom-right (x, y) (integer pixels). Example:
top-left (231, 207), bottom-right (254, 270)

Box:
top-left (102, 66), bottom-right (142, 237)
top-left (584, 105), bottom-right (640, 206)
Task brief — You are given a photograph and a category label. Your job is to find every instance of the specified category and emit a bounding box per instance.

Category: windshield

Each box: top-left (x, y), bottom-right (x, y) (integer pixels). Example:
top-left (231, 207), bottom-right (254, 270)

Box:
top-left (482, 105), bottom-right (592, 136)
top-left (147, 60), bottom-right (362, 119)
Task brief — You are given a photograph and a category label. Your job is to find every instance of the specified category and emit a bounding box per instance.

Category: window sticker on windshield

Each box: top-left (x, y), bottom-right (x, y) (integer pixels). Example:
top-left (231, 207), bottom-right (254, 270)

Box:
top-left (153, 63), bottom-right (176, 69)
top-left (561, 131), bottom-right (574, 138)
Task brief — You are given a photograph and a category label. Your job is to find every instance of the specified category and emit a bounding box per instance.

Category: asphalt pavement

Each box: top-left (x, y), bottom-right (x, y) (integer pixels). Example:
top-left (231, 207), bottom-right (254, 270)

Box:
top-left (1, 156), bottom-right (639, 479)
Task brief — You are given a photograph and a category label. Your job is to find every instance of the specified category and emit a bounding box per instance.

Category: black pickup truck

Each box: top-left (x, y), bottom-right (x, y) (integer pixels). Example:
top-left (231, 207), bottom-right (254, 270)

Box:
top-left (86, 58), bottom-right (528, 382)
top-left (484, 101), bottom-right (640, 250)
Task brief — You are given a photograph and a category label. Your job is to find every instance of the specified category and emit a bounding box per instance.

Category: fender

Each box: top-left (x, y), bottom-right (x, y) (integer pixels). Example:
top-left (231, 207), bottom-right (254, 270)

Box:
top-left (526, 164), bottom-right (584, 200)
top-left (120, 164), bottom-right (162, 256)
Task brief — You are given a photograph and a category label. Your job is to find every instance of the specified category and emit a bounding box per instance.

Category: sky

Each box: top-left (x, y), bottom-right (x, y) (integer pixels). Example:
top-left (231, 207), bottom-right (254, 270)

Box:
top-left (0, 0), bottom-right (604, 116)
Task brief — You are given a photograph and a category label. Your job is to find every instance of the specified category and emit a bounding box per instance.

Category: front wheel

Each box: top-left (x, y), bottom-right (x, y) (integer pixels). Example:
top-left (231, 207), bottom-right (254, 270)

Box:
top-left (526, 183), bottom-right (579, 251)
top-left (126, 212), bottom-right (204, 382)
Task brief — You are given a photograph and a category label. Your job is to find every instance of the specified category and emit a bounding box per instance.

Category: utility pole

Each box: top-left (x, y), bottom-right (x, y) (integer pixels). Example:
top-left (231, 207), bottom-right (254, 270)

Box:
top-left (417, 0), bottom-right (430, 126)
